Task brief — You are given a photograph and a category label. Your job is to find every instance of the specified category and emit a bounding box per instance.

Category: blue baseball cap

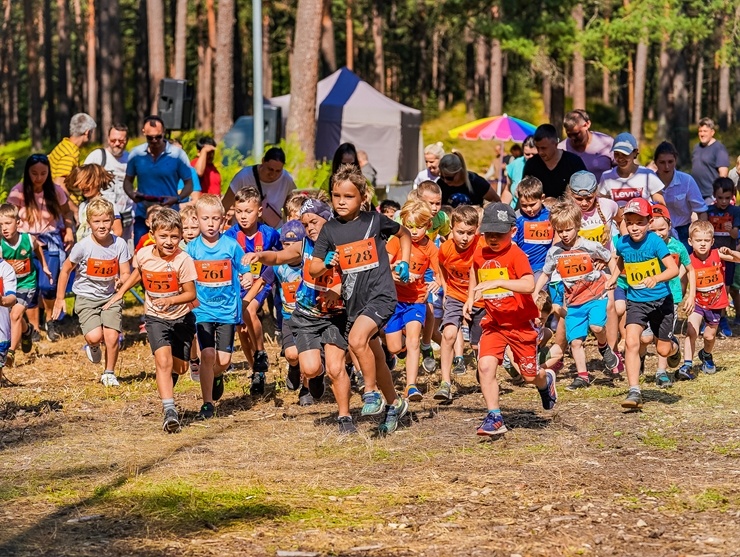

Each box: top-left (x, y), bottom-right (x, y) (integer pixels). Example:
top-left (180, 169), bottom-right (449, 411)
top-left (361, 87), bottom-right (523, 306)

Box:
top-left (612, 132), bottom-right (638, 155)
top-left (280, 220), bottom-right (307, 243)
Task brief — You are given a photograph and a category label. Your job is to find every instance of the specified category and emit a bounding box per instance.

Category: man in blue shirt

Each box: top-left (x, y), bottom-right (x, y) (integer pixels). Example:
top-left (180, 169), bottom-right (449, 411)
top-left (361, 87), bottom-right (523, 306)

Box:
top-left (123, 115), bottom-right (193, 244)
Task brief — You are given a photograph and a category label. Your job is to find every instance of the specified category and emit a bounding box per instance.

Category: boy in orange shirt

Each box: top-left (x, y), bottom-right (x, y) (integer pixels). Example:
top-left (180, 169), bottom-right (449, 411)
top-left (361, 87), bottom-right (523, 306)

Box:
top-left (434, 205), bottom-right (484, 402)
top-left (465, 203), bottom-right (557, 436)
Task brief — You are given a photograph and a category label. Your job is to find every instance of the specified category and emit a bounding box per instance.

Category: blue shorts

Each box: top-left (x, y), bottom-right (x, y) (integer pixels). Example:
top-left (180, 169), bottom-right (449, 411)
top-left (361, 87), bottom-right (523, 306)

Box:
top-left (385, 302), bottom-right (426, 334)
top-left (548, 280), bottom-right (564, 307)
top-left (565, 297), bottom-right (608, 343)
top-left (15, 288), bottom-right (38, 309)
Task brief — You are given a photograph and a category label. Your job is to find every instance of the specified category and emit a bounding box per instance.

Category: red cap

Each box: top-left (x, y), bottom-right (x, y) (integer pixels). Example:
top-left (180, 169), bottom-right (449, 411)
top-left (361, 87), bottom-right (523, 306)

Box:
top-left (651, 204), bottom-right (671, 221)
top-left (623, 197), bottom-right (651, 217)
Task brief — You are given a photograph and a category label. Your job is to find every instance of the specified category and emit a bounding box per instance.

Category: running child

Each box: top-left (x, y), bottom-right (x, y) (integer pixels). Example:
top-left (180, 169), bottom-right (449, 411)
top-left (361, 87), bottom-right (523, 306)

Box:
top-left (68, 164), bottom-right (123, 240)
top-left (185, 195), bottom-right (251, 419)
top-left (53, 197), bottom-right (131, 386)
top-left (180, 204), bottom-right (202, 379)
top-left (385, 198), bottom-right (441, 401)
top-left (310, 164), bottom-right (412, 435)
top-left (135, 205), bottom-right (164, 252)
top-left (514, 176), bottom-right (554, 277)
top-left (534, 200), bottom-right (620, 391)
top-left (379, 199), bottom-right (401, 218)
top-left (681, 220), bottom-right (740, 379)
top-left (105, 208), bottom-right (197, 432)
top-left (605, 198), bottom-right (681, 409)
top-left (0, 203), bottom-right (50, 366)
top-left (466, 202), bottom-right (557, 436)
top-left (0, 256), bottom-right (17, 385)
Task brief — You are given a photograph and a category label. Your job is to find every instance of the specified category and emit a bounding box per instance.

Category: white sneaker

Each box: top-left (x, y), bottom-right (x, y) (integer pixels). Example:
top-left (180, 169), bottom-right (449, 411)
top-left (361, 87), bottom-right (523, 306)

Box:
top-left (100, 372), bottom-right (120, 387)
top-left (190, 370), bottom-right (200, 382)
top-left (85, 344), bottom-right (103, 364)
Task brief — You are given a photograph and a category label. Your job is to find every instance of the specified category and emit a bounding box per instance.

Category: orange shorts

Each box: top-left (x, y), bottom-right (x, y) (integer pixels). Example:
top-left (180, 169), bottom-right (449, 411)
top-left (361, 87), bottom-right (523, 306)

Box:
top-left (478, 321), bottom-right (539, 378)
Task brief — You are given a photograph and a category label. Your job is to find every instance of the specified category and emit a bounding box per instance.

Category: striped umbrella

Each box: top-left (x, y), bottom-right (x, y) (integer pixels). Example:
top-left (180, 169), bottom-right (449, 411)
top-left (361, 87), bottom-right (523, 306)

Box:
top-left (448, 113), bottom-right (537, 141)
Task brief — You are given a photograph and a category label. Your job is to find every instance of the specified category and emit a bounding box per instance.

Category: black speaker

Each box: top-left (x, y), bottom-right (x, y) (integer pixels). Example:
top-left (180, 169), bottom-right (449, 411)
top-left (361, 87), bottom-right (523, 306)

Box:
top-left (264, 105), bottom-right (282, 144)
top-left (158, 79), bottom-right (194, 131)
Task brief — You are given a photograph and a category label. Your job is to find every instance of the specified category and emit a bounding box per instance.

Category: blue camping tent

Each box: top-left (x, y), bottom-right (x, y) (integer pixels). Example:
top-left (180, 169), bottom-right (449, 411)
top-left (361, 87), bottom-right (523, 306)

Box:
top-left (269, 67), bottom-right (423, 186)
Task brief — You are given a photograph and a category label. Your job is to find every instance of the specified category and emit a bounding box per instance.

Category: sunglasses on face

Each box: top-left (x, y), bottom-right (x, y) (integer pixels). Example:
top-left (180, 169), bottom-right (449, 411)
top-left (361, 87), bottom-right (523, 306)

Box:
top-left (145, 134), bottom-right (163, 142)
top-left (441, 172), bottom-right (458, 181)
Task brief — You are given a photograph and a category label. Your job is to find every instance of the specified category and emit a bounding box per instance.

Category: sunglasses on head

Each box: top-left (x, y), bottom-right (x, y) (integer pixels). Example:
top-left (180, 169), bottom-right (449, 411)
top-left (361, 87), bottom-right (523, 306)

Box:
top-left (145, 134), bottom-right (163, 142)
top-left (28, 153), bottom-right (48, 163)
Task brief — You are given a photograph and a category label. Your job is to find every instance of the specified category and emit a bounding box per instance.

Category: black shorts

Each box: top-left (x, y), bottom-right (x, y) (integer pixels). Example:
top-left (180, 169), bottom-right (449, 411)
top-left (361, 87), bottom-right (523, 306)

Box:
top-left (625, 296), bottom-right (675, 341)
top-left (290, 310), bottom-right (348, 352)
top-left (346, 296), bottom-right (397, 337)
top-left (439, 296), bottom-right (485, 345)
top-left (145, 313), bottom-right (196, 361)
top-left (281, 318), bottom-right (296, 352)
top-left (196, 322), bottom-right (235, 353)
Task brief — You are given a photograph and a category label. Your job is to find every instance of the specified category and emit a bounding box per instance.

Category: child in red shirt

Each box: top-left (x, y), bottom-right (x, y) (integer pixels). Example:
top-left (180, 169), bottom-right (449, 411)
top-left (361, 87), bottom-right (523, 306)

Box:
top-left (464, 203), bottom-right (557, 436)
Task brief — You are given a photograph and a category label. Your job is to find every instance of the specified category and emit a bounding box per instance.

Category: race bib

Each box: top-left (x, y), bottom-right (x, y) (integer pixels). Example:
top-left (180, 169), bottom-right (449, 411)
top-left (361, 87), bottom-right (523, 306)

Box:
top-left (195, 259), bottom-right (233, 288)
top-left (302, 260), bottom-right (341, 292)
top-left (478, 267), bottom-right (513, 299)
top-left (556, 253), bottom-right (594, 280)
top-left (696, 266), bottom-right (723, 292)
top-left (624, 258), bottom-right (660, 288)
top-left (337, 238), bottom-right (380, 273)
top-left (7, 259), bottom-right (32, 278)
top-left (86, 258), bottom-right (119, 281)
top-left (579, 225), bottom-right (606, 245)
top-left (408, 247), bottom-right (430, 281)
top-left (282, 280), bottom-right (300, 304)
top-left (523, 221), bottom-right (554, 245)
top-left (141, 269), bottom-right (180, 298)
top-left (709, 214), bottom-right (733, 237)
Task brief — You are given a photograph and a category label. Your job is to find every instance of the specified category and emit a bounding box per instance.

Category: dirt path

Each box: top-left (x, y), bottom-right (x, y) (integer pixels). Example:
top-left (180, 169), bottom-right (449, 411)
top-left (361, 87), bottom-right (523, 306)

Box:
top-left (1, 308), bottom-right (739, 556)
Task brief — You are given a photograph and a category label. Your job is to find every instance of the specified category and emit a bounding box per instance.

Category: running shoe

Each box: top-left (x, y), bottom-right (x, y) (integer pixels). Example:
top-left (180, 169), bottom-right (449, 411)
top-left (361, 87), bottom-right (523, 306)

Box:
top-left (666, 337), bottom-right (682, 368)
top-left (698, 349), bottom-right (716, 374)
top-left (405, 384), bottom-right (423, 402)
top-left (21, 324), bottom-right (34, 353)
top-left (655, 372), bottom-right (673, 388)
top-left (298, 386), bottom-right (314, 406)
top-left (163, 408), bottom-right (181, 433)
top-left (212, 374), bottom-right (225, 401)
top-left (45, 320), bottom-right (61, 342)
top-left (286, 363), bottom-right (301, 391)
top-left (675, 363), bottom-right (695, 381)
top-left (361, 390), bottom-right (384, 416)
top-left (566, 376), bottom-right (590, 391)
top-left (600, 345), bottom-right (619, 371)
top-left (452, 356), bottom-right (466, 375)
top-left (250, 371), bottom-right (265, 396)
top-left (621, 390), bottom-right (643, 409)
top-left (85, 344), bottom-right (103, 364)
top-left (30, 327), bottom-right (41, 343)
top-left (476, 412), bottom-right (507, 436)
top-left (254, 350), bottom-right (269, 373)
top-left (189, 358), bottom-right (200, 382)
top-left (337, 415), bottom-right (357, 434)
top-left (308, 373), bottom-right (325, 400)
top-left (196, 402), bottom-right (215, 420)
top-left (718, 316), bottom-right (732, 338)
top-left (433, 381), bottom-right (452, 402)
top-left (100, 372), bottom-right (120, 387)
top-left (421, 346), bottom-right (437, 373)
top-left (378, 397), bottom-right (409, 434)
top-left (538, 369), bottom-right (558, 410)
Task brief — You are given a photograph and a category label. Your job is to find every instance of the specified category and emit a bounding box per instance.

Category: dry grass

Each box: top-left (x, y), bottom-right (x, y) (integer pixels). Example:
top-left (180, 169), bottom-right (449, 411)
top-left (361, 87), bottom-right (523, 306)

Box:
top-left (1, 305), bottom-right (740, 556)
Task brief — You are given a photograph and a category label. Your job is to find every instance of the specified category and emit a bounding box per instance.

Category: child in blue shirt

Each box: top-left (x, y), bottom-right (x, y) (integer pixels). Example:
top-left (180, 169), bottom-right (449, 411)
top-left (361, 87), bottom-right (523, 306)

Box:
top-left (186, 194), bottom-right (251, 419)
top-left (514, 176), bottom-right (554, 275)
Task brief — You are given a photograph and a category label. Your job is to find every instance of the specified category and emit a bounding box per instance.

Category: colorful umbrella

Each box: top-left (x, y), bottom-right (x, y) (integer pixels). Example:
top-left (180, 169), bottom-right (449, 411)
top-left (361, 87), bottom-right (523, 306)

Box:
top-left (448, 113), bottom-right (537, 142)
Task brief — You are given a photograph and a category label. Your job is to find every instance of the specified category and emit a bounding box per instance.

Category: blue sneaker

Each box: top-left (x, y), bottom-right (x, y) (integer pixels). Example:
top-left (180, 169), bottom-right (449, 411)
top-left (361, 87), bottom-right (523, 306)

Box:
top-left (538, 369), bottom-right (558, 410)
top-left (378, 397), bottom-right (409, 434)
top-left (698, 349), bottom-right (716, 374)
top-left (405, 384), bottom-right (423, 402)
top-left (476, 412), bottom-right (507, 436)
top-left (719, 316), bottom-right (732, 338)
top-left (675, 363), bottom-right (696, 381)
top-left (361, 391), bottom-right (385, 416)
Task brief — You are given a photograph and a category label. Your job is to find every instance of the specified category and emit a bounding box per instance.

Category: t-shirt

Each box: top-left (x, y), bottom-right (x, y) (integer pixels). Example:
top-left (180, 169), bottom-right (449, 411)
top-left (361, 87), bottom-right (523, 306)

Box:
top-left (615, 231), bottom-right (671, 303)
top-left (691, 249), bottom-right (727, 310)
top-left (0, 259), bottom-right (18, 344)
top-left (514, 207), bottom-right (553, 272)
top-left (428, 211), bottom-right (451, 241)
top-left (313, 211), bottom-right (400, 320)
top-left (436, 171), bottom-right (491, 207)
top-left (224, 223), bottom-right (281, 283)
top-left (666, 237), bottom-right (690, 303)
top-left (542, 238), bottom-right (611, 307)
top-left (558, 131), bottom-right (615, 182)
top-left (706, 204), bottom-right (740, 249)
top-left (294, 238), bottom-right (345, 318)
top-left (185, 234), bottom-right (248, 325)
top-left (598, 166), bottom-right (665, 207)
top-left (387, 235), bottom-right (440, 303)
top-left (7, 183), bottom-right (68, 235)
top-left (84, 148), bottom-right (134, 216)
top-left (1, 233), bottom-right (37, 291)
top-left (76, 198), bottom-right (122, 242)
top-left (472, 242), bottom-right (538, 327)
top-left (274, 263), bottom-right (303, 320)
top-left (48, 138), bottom-right (80, 181)
top-left (523, 151), bottom-right (587, 198)
top-left (69, 235), bottom-right (130, 299)
top-left (438, 235), bottom-right (486, 305)
top-left (133, 244), bottom-right (197, 319)
top-left (729, 167), bottom-right (739, 189)
top-left (579, 197), bottom-right (619, 251)
top-left (692, 141), bottom-right (730, 198)
top-left (414, 169), bottom-right (438, 187)
top-left (661, 171), bottom-right (708, 228)
top-left (229, 166), bottom-right (296, 228)
top-left (191, 159), bottom-right (222, 196)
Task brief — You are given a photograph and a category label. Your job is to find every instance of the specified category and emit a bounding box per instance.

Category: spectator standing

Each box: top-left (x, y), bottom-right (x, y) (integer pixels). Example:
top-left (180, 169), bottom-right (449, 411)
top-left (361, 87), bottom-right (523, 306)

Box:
top-left (691, 117), bottom-right (730, 203)
top-left (123, 115), bottom-right (193, 245)
top-left (558, 109), bottom-right (615, 182)
top-left (523, 124), bottom-right (586, 198)
top-left (436, 152), bottom-right (500, 206)
top-left (191, 137), bottom-right (222, 196)
top-left (728, 155), bottom-right (740, 189)
top-left (414, 143), bottom-right (445, 187)
top-left (48, 113), bottom-right (97, 208)
top-left (502, 135), bottom-right (537, 207)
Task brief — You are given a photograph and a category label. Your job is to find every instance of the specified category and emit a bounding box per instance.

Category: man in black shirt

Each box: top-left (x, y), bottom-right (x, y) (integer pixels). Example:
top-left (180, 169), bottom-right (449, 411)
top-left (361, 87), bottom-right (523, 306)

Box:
top-left (523, 124), bottom-right (586, 199)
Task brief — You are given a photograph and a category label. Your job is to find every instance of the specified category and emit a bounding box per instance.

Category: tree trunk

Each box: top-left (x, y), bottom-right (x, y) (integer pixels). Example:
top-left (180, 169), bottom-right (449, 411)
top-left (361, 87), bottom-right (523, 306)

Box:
top-left (345, 0), bottom-right (353, 70)
top-left (109, 0), bottom-right (124, 125)
top-left (135, 0), bottom-right (150, 128)
top-left (437, 32), bottom-right (447, 111)
top-left (656, 37), bottom-right (673, 140)
top-left (694, 52), bottom-right (703, 121)
top-left (262, 8), bottom-right (272, 98)
top-left (213, 0), bottom-right (234, 140)
top-left (542, 74), bottom-right (551, 118)
top-left (571, 3), bottom-right (586, 109)
top-left (735, 65), bottom-right (740, 126)
top-left (56, 0), bottom-right (71, 132)
top-left (717, 11), bottom-right (733, 129)
top-left (86, 0), bottom-right (97, 123)
top-left (286, 0), bottom-right (323, 165)
top-left (464, 27), bottom-right (474, 118)
top-left (146, 0), bottom-right (166, 114)
top-left (670, 49), bottom-right (690, 164)
top-left (371, 0), bottom-right (384, 93)
top-left (431, 27), bottom-right (439, 92)
top-left (196, 0), bottom-right (214, 129)
top-left (37, 0), bottom-right (46, 131)
top-left (42, 0), bottom-right (55, 137)
top-left (232, 5), bottom-right (244, 120)
top-left (630, 36), bottom-right (648, 140)
top-left (320, 0), bottom-right (336, 72)
top-left (24, 0), bottom-right (43, 149)
top-left (174, 0), bottom-right (187, 79)
top-left (72, 0), bottom-right (85, 113)
top-left (550, 77), bottom-right (565, 134)
top-left (0, 0), bottom-right (15, 140)
top-left (99, 0), bottom-right (112, 134)
top-left (417, 1), bottom-right (427, 106)
top-left (488, 4), bottom-right (503, 116)
top-left (474, 33), bottom-right (488, 112)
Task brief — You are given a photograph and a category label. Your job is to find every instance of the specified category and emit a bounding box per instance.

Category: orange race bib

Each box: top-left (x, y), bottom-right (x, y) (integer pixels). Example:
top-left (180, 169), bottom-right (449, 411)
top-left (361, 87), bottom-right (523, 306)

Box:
top-left (523, 221), bottom-right (554, 245)
top-left (195, 259), bottom-right (233, 288)
top-left (302, 261), bottom-right (341, 292)
top-left (696, 266), bottom-right (722, 292)
top-left (709, 214), bottom-right (733, 237)
top-left (282, 280), bottom-right (300, 304)
top-left (7, 259), bottom-right (32, 278)
top-left (337, 238), bottom-right (380, 273)
top-left (86, 258), bottom-right (119, 280)
top-left (556, 253), bottom-right (594, 280)
top-left (141, 269), bottom-right (180, 298)
top-left (408, 247), bottom-right (430, 281)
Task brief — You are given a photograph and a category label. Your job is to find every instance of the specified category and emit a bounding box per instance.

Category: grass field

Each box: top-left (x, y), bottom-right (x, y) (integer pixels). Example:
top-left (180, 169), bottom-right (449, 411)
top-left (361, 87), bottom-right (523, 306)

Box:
top-left (1, 304), bottom-right (740, 556)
